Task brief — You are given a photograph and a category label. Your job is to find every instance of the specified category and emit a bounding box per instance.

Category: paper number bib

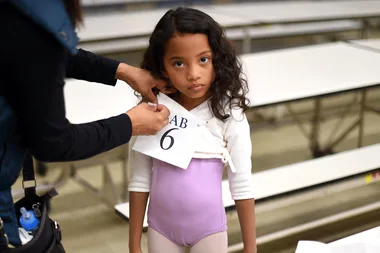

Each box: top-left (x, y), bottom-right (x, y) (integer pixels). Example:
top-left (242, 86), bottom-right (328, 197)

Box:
top-left (132, 93), bottom-right (199, 169)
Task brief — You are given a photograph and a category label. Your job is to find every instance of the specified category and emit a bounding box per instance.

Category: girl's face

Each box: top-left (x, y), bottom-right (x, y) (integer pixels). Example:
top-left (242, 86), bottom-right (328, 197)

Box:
top-left (162, 32), bottom-right (215, 109)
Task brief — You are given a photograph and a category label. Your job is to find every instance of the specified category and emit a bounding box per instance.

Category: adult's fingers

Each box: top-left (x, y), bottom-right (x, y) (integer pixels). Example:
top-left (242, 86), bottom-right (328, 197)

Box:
top-left (146, 102), bottom-right (159, 112)
top-left (144, 89), bottom-right (158, 104)
top-left (156, 104), bottom-right (170, 118)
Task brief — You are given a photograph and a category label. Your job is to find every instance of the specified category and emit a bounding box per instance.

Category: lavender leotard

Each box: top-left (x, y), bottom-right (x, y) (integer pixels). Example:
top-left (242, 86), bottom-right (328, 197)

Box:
top-left (147, 158), bottom-right (227, 247)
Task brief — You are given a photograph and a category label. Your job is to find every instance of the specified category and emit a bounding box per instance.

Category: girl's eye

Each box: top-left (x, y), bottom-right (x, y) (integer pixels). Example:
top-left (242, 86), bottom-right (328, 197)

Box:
top-left (200, 57), bottom-right (209, 64)
top-left (174, 61), bottom-right (184, 67)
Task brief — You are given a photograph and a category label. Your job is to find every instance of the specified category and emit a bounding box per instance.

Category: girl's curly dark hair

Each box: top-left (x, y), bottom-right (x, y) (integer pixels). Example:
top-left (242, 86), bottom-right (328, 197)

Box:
top-left (141, 7), bottom-right (250, 121)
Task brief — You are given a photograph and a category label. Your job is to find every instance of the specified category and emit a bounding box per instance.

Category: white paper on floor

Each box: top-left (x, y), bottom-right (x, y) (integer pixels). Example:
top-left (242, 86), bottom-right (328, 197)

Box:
top-left (295, 240), bottom-right (380, 253)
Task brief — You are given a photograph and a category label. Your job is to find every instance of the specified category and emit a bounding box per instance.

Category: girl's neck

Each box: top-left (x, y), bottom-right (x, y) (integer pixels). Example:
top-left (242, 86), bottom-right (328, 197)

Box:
top-left (175, 92), bottom-right (211, 111)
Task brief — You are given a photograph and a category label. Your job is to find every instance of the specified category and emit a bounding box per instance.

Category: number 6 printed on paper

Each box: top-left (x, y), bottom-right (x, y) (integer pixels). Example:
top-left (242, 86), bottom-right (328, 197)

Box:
top-left (160, 128), bottom-right (179, 150)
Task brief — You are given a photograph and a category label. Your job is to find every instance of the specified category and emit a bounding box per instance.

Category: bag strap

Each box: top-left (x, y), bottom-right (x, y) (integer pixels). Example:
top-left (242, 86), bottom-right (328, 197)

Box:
top-left (0, 154), bottom-right (39, 250)
top-left (22, 152), bottom-right (36, 198)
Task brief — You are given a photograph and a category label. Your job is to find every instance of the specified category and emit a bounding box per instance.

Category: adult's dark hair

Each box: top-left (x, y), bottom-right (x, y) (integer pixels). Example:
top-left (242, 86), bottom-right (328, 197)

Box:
top-left (141, 7), bottom-right (250, 121)
top-left (65, 0), bottom-right (83, 28)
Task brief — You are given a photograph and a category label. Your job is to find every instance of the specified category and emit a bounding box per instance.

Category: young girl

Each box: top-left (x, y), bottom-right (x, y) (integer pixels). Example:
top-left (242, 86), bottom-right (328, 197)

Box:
top-left (128, 7), bottom-right (256, 253)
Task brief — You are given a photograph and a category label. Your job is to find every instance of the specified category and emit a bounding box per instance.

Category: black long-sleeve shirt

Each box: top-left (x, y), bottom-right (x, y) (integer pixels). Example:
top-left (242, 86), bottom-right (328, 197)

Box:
top-left (0, 3), bottom-right (132, 162)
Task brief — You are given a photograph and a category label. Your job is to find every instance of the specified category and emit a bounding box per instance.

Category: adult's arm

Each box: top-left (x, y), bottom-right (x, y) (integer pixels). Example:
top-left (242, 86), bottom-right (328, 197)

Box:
top-left (0, 3), bottom-right (132, 162)
top-left (65, 48), bottom-right (120, 86)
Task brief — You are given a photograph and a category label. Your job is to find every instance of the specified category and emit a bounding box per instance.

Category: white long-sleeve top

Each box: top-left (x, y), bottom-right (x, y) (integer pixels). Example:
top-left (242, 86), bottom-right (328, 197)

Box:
top-left (128, 97), bottom-right (255, 201)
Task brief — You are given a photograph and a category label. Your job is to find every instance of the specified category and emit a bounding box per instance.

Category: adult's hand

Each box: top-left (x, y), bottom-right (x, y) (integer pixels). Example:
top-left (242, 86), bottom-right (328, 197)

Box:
top-left (126, 103), bottom-right (170, 136)
top-left (116, 63), bottom-right (166, 104)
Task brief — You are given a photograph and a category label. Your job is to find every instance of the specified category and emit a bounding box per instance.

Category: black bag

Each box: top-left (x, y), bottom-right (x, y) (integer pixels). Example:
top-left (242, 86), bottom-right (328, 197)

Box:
top-left (0, 153), bottom-right (65, 253)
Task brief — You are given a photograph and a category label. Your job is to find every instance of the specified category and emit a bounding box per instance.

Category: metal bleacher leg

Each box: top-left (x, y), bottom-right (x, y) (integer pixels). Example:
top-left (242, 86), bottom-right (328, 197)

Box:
top-left (70, 162), bottom-right (120, 208)
top-left (357, 90), bottom-right (367, 148)
top-left (242, 27), bottom-right (251, 54)
top-left (309, 98), bottom-right (323, 157)
top-left (360, 18), bottom-right (370, 39)
top-left (285, 104), bottom-right (310, 140)
top-left (323, 90), bottom-right (369, 154)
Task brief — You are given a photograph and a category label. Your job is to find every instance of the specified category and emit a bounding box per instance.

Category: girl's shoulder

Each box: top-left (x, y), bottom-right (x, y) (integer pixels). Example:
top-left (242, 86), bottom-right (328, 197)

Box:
top-left (229, 106), bottom-right (246, 120)
top-left (206, 98), bottom-right (248, 126)
top-left (208, 105), bottom-right (248, 133)
top-left (222, 101), bottom-right (247, 124)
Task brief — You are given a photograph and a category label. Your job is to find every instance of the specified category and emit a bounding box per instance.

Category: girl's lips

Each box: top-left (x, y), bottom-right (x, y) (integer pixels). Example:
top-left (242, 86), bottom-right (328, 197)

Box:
top-left (188, 84), bottom-right (204, 91)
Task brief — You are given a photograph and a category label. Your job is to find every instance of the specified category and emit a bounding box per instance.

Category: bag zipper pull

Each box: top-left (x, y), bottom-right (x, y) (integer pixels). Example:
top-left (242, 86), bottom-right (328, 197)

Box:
top-left (32, 203), bottom-right (42, 218)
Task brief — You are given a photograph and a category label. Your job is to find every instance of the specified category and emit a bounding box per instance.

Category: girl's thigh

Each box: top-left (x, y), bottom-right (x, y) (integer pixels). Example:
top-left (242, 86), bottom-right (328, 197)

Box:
top-left (148, 227), bottom-right (185, 253)
top-left (189, 231), bottom-right (228, 253)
